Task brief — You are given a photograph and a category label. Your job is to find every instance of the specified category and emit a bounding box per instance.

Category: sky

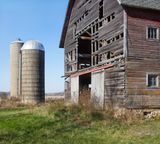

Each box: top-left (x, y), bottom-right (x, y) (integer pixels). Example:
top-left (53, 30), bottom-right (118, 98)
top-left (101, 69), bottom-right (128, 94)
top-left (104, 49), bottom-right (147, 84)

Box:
top-left (0, 0), bottom-right (68, 93)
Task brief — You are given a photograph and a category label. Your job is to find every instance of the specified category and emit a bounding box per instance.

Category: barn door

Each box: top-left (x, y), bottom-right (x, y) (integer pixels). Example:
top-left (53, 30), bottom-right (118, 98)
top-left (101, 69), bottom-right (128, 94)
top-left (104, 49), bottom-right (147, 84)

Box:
top-left (71, 76), bottom-right (79, 104)
top-left (91, 71), bottom-right (105, 110)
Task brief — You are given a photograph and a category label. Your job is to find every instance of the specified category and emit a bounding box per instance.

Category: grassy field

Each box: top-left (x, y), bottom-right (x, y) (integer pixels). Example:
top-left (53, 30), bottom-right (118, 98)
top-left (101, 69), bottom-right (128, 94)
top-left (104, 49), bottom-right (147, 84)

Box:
top-left (0, 101), bottom-right (160, 144)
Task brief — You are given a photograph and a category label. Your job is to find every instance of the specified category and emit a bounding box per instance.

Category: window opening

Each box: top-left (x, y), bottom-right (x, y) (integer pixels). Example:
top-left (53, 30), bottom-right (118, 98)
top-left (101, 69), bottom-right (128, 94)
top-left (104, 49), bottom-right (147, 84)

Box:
top-left (147, 27), bottom-right (159, 40)
top-left (147, 74), bottom-right (159, 88)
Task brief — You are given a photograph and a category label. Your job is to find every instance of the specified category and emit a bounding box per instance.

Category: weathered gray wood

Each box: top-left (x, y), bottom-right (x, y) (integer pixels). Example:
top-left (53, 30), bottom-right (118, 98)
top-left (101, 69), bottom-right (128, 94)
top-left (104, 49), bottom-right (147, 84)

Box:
top-left (61, 0), bottom-right (160, 109)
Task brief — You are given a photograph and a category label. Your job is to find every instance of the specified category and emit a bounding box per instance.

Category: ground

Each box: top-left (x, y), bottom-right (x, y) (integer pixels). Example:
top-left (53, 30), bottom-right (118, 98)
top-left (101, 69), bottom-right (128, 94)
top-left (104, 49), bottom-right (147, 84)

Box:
top-left (0, 100), bottom-right (160, 144)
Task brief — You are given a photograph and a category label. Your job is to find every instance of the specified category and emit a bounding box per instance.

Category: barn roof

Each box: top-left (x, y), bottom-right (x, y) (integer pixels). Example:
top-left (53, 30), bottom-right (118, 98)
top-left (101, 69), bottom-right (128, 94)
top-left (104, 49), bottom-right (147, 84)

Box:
top-left (59, 0), bottom-right (160, 48)
top-left (119, 0), bottom-right (160, 11)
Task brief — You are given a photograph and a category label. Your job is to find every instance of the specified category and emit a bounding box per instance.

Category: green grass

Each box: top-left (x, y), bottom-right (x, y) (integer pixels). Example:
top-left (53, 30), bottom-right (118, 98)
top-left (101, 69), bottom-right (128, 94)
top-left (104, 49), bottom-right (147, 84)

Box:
top-left (0, 105), bottom-right (160, 144)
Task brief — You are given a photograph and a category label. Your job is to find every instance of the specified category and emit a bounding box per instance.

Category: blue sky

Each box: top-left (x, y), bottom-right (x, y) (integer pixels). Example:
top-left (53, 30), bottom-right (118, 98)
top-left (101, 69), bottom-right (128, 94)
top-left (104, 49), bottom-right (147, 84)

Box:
top-left (0, 0), bottom-right (68, 93)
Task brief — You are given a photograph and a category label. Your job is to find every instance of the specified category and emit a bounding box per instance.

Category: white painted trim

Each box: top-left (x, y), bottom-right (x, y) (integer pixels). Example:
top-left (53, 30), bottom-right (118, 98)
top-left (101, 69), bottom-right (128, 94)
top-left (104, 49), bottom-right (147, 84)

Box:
top-left (71, 76), bottom-right (79, 104)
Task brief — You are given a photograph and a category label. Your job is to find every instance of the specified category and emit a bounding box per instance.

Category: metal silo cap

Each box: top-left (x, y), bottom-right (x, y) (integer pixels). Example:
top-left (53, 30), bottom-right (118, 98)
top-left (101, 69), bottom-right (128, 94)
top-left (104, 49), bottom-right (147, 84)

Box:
top-left (21, 40), bottom-right (45, 51)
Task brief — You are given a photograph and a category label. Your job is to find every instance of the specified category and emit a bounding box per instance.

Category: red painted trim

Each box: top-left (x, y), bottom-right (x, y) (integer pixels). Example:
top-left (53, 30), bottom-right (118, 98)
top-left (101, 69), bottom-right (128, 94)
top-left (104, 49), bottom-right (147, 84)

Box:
top-left (71, 64), bottom-right (113, 77)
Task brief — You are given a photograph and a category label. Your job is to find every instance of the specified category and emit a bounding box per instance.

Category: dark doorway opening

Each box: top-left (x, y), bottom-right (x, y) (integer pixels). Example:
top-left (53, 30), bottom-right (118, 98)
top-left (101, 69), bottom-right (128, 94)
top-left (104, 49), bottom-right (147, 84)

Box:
top-left (78, 32), bottom-right (92, 70)
top-left (79, 73), bottom-right (91, 107)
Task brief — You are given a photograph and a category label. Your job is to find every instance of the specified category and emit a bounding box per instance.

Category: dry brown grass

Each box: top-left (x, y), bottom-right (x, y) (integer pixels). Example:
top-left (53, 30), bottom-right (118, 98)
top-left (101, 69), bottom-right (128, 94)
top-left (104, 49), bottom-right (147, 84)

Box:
top-left (79, 89), bottom-right (91, 110)
top-left (0, 96), bottom-right (25, 109)
top-left (1, 94), bottom-right (159, 122)
top-left (25, 99), bottom-right (65, 118)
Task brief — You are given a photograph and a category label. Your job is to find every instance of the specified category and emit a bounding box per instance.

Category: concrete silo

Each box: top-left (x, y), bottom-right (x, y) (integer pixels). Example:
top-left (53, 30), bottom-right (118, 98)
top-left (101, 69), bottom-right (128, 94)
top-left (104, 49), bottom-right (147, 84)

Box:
top-left (10, 39), bottom-right (24, 98)
top-left (21, 40), bottom-right (45, 104)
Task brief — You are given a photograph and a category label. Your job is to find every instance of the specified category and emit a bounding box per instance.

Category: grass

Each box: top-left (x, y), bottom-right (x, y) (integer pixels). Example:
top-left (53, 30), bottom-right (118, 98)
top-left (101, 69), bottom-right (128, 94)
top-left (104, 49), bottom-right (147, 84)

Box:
top-left (0, 101), bottom-right (160, 144)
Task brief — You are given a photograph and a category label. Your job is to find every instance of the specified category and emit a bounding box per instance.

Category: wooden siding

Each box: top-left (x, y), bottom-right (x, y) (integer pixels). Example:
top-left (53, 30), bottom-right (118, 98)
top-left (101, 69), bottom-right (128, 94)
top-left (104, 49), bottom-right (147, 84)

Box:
top-left (98, 2), bottom-right (124, 54)
top-left (104, 63), bottom-right (125, 108)
top-left (102, 0), bottom-right (125, 109)
top-left (126, 7), bottom-right (160, 108)
top-left (63, 0), bottom-right (125, 107)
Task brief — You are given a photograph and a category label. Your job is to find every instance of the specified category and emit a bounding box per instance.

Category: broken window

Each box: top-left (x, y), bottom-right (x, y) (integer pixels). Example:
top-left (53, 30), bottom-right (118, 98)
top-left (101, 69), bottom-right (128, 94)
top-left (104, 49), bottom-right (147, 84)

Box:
top-left (99, 32), bottom-right (124, 48)
top-left (99, 0), bottom-right (103, 19)
top-left (92, 41), bottom-right (99, 53)
top-left (66, 64), bottom-right (72, 72)
top-left (111, 13), bottom-right (115, 20)
top-left (96, 55), bottom-right (99, 65)
top-left (70, 51), bottom-right (73, 61)
top-left (75, 49), bottom-right (77, 61)
top-left (112, 37), bottom-right (115, 42)
top-left (92, 42), bottom-right (95, 53)
top-left (73, 23), bottom-right (77, 36)
top-left (99, 21), bottom-right (103, 28)
top-left (92, 55), bottom-right (99, 66)
top-left (99, 54), bottom-right (102, 62)
top-left (75, 10), bottom-right (91, 26)
top-left (121, 33), bottom-right (124, 38)
top-left (65, 49), bottom-right (77, 72)
top-left (107, 51), bottom-right (111, 59)
top-left (92, 56), bottom-right (95, 66)
top-left (116, 35), bottom-right (120, 40)
top-left (107, 16), bottom-right (111, 22)
top-left (95, 41), bottom-right (98, 50)
top-left (92, 23), bottom-right (99, 34)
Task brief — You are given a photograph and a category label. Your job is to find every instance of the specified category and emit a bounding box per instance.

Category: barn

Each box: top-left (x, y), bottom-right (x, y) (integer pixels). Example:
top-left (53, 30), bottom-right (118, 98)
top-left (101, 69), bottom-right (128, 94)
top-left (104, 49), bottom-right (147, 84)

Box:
top-left (60, 0), bottom-right (160, 110)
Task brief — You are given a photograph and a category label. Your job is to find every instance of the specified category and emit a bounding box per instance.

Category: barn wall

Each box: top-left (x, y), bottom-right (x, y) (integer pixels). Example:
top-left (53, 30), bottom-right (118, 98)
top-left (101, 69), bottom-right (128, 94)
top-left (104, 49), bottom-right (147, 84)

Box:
top-left (102, 1), bottom-right (125, 109)
top-left (126, 7), bottom-right (160, 108)
top-left (104, 65), bottom-right (125, 109)
top-left (64, 0), bottom-right (125, 105)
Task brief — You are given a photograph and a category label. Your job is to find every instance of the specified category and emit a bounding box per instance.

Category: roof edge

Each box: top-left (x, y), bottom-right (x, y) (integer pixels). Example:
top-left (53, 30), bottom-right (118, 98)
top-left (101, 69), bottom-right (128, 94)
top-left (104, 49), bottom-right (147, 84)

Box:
top-left (59, 0), bottom-right (75, 48)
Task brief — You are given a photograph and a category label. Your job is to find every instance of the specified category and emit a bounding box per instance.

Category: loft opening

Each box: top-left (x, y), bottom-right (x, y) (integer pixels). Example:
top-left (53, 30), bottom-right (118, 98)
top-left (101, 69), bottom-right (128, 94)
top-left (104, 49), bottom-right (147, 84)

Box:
top-left (78, 31), bottom-right (92, 70)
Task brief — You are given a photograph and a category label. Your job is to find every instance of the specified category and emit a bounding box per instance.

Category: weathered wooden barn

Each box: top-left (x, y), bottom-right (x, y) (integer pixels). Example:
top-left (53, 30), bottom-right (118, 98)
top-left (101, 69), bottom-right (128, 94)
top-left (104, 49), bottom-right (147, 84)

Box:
top-left (60, 0), bottom-right (160, 109)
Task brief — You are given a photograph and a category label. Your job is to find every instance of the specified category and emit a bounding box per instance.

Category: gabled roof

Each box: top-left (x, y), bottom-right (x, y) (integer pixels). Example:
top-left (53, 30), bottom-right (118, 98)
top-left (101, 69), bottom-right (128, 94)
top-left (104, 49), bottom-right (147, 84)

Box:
top-left (119, 0), bottom-right (160, 11)
top-left (59, 0), bottom-right (160, 48)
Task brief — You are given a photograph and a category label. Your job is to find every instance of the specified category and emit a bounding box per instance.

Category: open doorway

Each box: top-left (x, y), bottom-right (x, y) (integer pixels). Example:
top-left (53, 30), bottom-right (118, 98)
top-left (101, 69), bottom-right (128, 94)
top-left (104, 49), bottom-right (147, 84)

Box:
top-left (78, 32), bottom-right (92, 70)
top-left (79, 73), bottom-right (91, 107)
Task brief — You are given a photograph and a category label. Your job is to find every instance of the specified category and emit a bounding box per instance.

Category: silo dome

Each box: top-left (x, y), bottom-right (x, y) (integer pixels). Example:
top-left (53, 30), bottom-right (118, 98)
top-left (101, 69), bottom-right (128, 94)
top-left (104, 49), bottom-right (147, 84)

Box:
top-left (21, 40), bottom-right (45, 104)
top-left (21, 40), bottom-right (44, 51)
